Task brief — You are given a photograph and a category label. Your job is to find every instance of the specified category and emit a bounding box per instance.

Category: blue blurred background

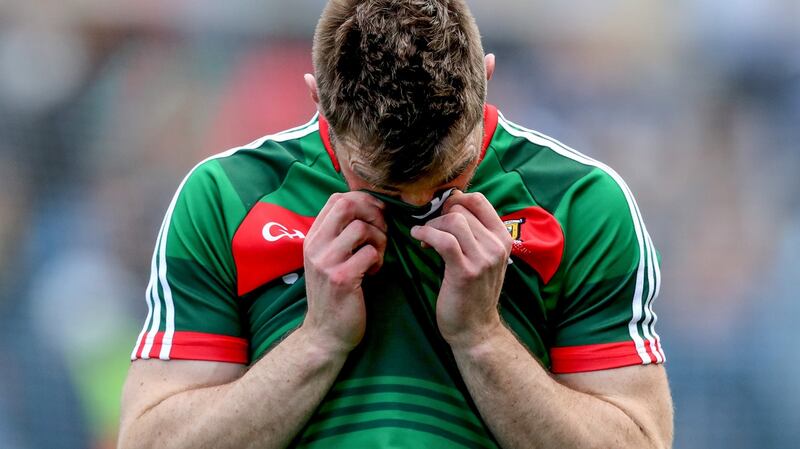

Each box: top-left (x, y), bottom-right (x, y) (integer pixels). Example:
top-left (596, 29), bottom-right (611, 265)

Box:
top-left (0, 1), bottom-right (798, 448)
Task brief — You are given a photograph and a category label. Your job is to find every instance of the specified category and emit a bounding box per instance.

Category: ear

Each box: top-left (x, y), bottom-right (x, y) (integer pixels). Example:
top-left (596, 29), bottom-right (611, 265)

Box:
top-left (484, 54), bottom-right (496, 81)
top-left (304, 73), bottom-right (320, 106)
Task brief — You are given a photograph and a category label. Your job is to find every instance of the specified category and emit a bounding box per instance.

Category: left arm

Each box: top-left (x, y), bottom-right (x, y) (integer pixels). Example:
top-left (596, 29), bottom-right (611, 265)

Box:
top-left (450, 325), bottom-right (673, 449)
top-left (411, 192), bottom-right (673, 449)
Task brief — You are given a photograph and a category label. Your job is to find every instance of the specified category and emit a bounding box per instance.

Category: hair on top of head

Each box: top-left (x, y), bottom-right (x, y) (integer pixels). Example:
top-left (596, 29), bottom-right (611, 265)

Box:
top-left (313, 0), bottom-right (486, 185)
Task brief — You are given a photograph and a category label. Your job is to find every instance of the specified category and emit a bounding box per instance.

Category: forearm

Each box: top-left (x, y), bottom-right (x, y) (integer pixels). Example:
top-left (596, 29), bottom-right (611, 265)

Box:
top-left (119, 327), bottom-right (348, 449)
top-left (450, 325), bottom-right (665, 449)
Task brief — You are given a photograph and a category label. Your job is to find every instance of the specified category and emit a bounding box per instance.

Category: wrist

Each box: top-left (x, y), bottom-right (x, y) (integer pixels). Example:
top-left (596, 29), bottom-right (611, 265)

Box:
top-left (444, 318), bottom-right (510, 355)
top-left (294, 325), bottom-right (354, 361)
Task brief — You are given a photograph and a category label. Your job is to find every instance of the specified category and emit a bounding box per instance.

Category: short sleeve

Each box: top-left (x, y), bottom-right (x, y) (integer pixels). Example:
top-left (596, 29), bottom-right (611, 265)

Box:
top-left (131, 159), bottom-right (249, 364)
top-left (549, 169), bottom-right (665, 374)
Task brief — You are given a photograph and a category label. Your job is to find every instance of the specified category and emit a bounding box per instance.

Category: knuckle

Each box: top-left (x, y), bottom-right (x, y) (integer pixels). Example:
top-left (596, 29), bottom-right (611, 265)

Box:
top-left (442, 234), bottom-right (460, 252)
top-left (362, 244), bottom-right (379, 260)
top-left (337, 197), bottom-right (355, 213)
top-left (440, 215), bottom-right (454, 227)
top-left (442, 213), bottom-right (466, 229)
top-left (349, 219), bottom-right (368, 235)
top-left (470, 256), bottom-right (494, 270)
top-left (305, 253), bottom-right (325, 270)
top-left (462, 265), bottom-right (482, 281)
top-left (489, 239), bottom-right (510, 262)
top-left (503, 237), bottom-right (514, 255)
top-left (425, 216), bottom-right (443, 228)
top-left (475, 255), bottom-right (493, 271)
top-left (452, 204), bottom-right (469, 215)
top-left (374, 229), bottom-right (388, 246)
top-left (473, 192), bottom-right (489, 202)
top-left (462, 192), bottom-right (482, 205)
top-left (491, 250), bottom-right (508, 267)
top-left (327, 268), bottom-right (351, 289)
top-left (498, 233), bottom-right (514, 251)
top-left (502, 241), bottom-right (513, 256)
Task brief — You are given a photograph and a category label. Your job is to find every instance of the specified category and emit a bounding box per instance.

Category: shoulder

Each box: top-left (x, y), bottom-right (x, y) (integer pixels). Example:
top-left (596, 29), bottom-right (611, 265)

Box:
top-left (489, 111), bottom-right (654, 283)
top-left (489, 111), bottom-right (639, 219)
top-left (175, 114), bottom-right (331, 211)
top-left (160, 114), bottom-right (332, 258)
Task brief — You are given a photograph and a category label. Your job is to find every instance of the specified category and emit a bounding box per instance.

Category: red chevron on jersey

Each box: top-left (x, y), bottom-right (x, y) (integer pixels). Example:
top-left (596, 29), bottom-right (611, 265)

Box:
top-left (502, 207), bottom-right (564, 284)
top-left (232, 202), bottom-right (314, 295)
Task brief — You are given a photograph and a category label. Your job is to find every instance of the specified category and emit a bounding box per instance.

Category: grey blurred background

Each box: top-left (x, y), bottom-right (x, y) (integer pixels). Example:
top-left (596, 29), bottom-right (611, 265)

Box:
top-left (0, 1), bottom-right (798, 448)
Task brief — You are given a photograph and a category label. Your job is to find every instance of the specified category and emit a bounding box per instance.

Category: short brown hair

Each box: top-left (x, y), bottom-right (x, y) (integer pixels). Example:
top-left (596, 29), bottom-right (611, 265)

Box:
top-left (313, 0), bottom-right (486, 185)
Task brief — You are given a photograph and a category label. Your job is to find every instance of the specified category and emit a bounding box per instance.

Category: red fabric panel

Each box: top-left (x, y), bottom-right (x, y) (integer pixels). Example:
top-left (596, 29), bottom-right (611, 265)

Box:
top-left (232, 202), bottom-right (314, 295)
top-left (501, 207), bottom-right (564, 284)
top-left (481, 104), bottom-right (499, 160)
top-left (644, 339), bottom-right (659, 363)
top-left (139, 331), bottom-right (249, 364)
top-left (318, 115), bottom-right (339, 172)
top-left (550, 341), bottom-right (654, 374)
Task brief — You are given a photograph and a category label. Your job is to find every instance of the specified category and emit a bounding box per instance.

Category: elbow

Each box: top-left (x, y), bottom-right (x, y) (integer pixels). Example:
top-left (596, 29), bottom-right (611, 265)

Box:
top-left (585, 424), bottom-right (671, 449)
top-left (636, 427), bottom-right (673, 449)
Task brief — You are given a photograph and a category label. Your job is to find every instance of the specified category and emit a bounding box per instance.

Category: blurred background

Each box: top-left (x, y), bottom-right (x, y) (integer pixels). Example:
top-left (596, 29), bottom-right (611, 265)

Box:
top-left (0, 1), bottom-right (798, 448)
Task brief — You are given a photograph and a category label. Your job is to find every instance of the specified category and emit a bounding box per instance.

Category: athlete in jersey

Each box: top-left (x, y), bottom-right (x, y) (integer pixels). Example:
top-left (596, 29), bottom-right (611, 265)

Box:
top-left (129, 104), bottom-right (665, 448)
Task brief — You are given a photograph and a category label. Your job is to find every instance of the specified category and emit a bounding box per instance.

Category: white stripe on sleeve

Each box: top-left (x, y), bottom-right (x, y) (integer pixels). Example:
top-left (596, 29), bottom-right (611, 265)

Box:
top-left (498, 115), bottom-right (657, 364)
top-left (156, 116), bottom-right (322, 360)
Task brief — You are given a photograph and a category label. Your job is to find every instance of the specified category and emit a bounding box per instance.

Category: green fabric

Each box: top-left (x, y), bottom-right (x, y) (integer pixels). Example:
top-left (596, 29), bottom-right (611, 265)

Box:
top-left (134, 112), bottom-right (663, 448)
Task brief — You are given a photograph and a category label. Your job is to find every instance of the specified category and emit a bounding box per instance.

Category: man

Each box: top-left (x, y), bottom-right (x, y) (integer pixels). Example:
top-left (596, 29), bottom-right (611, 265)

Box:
top-left (119, 1), bottom-right (673, 448)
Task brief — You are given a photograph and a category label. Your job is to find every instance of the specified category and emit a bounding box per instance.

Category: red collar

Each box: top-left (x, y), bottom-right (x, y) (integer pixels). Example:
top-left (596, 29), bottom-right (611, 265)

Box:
top-left (318, 104), bottom-right (499, 173)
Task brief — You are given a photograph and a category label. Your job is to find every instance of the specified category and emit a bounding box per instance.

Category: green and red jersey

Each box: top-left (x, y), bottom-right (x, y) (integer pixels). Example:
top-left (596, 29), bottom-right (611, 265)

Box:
top-left (131, 105), bottom-right (664, 448)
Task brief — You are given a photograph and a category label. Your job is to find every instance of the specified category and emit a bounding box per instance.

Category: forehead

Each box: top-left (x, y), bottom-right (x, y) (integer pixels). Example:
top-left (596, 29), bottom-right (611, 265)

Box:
top-left (335, 124), bottom-right (483, 183)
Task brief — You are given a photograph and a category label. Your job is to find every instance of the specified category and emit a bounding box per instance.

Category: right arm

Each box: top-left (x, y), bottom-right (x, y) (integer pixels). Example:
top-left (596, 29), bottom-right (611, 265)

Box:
top-left (119, 328), bottom-right (347, 449)
top-left (119, 192), bottom-right (387, 449)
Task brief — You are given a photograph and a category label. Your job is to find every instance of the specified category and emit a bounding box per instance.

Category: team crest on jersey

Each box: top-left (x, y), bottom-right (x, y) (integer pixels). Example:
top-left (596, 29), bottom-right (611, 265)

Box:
top-left (504, 218), bottom-right (525, 240)
top-left (500, 208), bottom-right (564, 284)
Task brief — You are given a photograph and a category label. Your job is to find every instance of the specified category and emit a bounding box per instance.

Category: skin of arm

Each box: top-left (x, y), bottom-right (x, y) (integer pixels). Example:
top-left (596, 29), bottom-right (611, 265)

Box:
top-left (119, 329), bottom-right (348, 449)
top-left (451, 326), bottom-right (673, 449)
top-left (411, 191), bottom-right (674, 449)
top-left (118, 192), bottom-right (387, 449)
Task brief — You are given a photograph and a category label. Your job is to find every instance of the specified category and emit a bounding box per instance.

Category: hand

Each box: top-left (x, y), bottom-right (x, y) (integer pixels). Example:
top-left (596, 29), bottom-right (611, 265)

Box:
top-left (302, 192), bottom-right (387, 353)
top-left (411, 191), bottom-right (513, 349)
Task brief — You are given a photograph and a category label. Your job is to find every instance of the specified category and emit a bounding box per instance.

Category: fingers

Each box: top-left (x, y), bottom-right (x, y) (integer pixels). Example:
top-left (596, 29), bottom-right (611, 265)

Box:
top-left (332, 219), bottom-right (387, 271)
top-left (310, 192), bottom-right (386, 240)
top-left (446, 203), bottom-right (496, 244)
top-left (444, 191), bottom-right (509, 238)
top-left (306, 192), bottom-right (387, 280)
top-left (343, 244), bottom-right (382, 278)
top-left (411, 225), bottom-right (466, 266)
top-left (413, 191), bottom-right (512, 267)
top-left (421, 212), bottom-right (480, 257)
